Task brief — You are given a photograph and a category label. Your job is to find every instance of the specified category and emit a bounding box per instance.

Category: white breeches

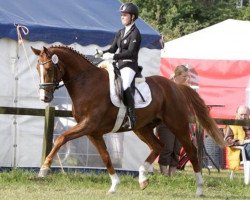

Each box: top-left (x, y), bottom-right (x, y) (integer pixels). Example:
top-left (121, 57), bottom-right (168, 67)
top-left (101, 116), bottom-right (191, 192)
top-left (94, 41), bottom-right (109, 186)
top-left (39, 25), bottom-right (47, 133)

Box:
top-left (120, 67), bottom-right (136, 90)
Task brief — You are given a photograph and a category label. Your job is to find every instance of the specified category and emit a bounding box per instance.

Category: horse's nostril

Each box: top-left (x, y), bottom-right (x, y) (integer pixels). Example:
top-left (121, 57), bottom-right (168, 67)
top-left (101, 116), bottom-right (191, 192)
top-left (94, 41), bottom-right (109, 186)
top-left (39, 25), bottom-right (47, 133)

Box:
top-left (43, 93), bottom-right (53, 103)
top-left (44, 96), bottom-right (49, 102)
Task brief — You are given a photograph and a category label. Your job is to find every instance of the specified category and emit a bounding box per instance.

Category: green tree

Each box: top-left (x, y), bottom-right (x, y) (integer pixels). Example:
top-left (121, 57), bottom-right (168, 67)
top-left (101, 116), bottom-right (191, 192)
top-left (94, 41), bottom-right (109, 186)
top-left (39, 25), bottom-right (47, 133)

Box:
top-left (122, 0), bottom-right (249, 40)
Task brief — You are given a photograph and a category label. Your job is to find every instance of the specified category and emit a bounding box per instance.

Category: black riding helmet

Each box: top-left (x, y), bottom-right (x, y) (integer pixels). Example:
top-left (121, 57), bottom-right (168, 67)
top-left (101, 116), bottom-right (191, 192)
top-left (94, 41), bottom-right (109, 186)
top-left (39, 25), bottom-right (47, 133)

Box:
top-left (120, 2), bottom-right (139, 20)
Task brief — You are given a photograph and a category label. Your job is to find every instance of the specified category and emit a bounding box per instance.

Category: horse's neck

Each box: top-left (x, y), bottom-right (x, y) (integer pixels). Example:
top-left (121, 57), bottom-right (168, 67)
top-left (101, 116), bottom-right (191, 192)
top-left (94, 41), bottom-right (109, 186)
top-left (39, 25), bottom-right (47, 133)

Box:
top-left (57, 50), bottom-right (104, 106)
top-left (58, 50), bottom-right (97, 82)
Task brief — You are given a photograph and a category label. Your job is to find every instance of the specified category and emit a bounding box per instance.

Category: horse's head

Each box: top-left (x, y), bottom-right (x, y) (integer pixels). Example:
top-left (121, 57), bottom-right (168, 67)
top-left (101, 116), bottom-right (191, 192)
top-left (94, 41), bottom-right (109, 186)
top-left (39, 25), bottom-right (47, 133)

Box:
top-left (31, 46), bottom-right (63, 102)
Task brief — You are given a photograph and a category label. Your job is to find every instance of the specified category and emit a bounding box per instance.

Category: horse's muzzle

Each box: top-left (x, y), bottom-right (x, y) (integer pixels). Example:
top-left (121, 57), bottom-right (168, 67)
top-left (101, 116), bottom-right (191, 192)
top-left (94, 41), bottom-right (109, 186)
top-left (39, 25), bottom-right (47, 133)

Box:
top-left (40, 89), bottom-right (54, 102)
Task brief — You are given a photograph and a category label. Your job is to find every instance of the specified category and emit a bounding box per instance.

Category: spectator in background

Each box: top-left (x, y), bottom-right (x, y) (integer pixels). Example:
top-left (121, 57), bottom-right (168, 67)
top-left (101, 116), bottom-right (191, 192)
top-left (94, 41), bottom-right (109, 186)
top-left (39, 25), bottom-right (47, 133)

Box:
top-left (157, 64), bottom-right (190, 176)
top-left (224, 105), bottom-right (250, 173)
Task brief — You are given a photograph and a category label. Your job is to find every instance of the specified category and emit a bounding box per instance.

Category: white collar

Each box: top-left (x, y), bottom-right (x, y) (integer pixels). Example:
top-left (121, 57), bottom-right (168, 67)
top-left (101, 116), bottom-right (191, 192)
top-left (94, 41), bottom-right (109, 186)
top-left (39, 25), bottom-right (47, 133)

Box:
top-left (124, 23), bottom-right (134, 36)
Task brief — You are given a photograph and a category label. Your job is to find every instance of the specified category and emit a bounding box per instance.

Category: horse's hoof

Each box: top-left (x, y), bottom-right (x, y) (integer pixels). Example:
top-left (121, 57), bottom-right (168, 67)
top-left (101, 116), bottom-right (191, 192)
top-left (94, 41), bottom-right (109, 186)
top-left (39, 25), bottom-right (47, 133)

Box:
top-left (139, 179), bottom-right (149, 190)
top-left (196, 193), bottom-right (205, 197)
top-left (38, 168), bottom-right (50, 178)
top-left (196, 189), bottom-right (204, 197)
top-left (107, 189), bottom-right (116, 195)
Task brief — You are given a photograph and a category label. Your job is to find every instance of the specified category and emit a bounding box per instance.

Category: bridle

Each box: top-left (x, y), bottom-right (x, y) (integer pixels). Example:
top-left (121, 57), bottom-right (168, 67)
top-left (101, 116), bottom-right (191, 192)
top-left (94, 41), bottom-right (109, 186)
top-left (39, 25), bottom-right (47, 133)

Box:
top-left (38, 52), bottom-right (94, 94)
top-left (38, 54), bottom-right (64, 91)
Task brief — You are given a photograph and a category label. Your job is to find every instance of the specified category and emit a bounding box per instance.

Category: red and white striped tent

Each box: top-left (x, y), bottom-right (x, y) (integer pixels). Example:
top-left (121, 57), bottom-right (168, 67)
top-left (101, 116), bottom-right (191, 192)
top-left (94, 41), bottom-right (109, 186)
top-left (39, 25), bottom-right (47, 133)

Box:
top-left (160, 19), bottom-right (250, 118)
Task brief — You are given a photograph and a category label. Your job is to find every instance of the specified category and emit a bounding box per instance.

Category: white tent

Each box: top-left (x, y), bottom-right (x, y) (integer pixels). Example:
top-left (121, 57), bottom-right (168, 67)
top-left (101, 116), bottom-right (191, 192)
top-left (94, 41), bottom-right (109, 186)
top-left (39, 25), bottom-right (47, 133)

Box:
top-left (0, 0), bottom-right (161, 172)
top-left (161, 19), bottom-right (250, 118)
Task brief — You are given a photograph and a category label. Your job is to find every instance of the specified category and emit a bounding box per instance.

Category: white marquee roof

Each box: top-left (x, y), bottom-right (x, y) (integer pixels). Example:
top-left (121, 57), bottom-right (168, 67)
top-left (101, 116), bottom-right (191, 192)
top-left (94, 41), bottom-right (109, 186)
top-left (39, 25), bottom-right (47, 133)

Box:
top-left (162, 19), bottom-right (250, 60)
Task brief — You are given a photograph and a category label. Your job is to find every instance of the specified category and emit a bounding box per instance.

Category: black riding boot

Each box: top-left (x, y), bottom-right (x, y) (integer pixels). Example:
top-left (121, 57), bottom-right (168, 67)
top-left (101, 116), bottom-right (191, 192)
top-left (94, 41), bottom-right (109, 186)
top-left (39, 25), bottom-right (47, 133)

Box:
top-left (123, 87), bottom-right (136, 129)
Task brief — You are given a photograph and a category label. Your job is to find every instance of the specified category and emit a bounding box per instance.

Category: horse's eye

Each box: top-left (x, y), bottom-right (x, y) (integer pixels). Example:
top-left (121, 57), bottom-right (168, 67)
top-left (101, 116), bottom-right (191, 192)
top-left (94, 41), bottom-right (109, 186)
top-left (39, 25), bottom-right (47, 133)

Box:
top-left (47, 67), bottom-right (53, 72)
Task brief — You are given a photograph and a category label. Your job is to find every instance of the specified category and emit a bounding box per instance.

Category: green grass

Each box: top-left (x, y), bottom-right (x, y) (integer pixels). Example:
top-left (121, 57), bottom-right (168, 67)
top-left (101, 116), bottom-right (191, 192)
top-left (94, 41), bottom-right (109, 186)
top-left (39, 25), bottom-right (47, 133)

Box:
top-left (0, 167), bottom-right (249, 200)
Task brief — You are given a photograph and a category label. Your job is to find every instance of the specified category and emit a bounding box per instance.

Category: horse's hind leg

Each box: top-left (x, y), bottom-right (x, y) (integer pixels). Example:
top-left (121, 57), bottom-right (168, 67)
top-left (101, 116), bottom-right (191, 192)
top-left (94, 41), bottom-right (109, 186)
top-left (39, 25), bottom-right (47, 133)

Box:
top-left (183, 139), bottom-right (203, 196)
top-left (170, 123), bottom-right (204, 197)
top-left (183, 140), bottom-right (203, 196)
top-left (88, 135), bottom-right (120, 194)
top-left (134, 126), bottom-right (163, 190)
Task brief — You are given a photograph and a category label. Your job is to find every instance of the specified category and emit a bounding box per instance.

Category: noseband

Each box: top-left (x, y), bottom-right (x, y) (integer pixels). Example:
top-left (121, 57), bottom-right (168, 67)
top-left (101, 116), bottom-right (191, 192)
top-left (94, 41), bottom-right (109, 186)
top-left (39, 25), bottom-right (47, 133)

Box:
top-left (38, 55), bottom-right (64, 90)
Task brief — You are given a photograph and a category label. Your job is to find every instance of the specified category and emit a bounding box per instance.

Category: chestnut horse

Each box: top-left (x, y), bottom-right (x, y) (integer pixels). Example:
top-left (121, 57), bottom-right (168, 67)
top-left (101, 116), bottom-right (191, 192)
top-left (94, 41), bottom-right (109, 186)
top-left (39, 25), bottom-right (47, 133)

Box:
top-left (31, 46), bottom-right (225, 196)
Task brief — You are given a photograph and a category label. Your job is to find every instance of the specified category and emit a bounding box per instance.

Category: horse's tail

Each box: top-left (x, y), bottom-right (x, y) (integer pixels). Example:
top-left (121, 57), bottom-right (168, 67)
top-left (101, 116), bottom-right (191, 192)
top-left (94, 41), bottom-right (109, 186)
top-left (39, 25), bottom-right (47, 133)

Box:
top-left (178, 85), bottom-right (226, 147)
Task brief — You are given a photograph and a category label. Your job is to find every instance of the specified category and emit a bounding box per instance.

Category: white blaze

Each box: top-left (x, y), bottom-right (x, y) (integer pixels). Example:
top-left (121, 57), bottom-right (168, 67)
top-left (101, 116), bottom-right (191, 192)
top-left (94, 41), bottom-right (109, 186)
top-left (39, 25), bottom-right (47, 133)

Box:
top-left (39, 64), bottom-right (45, 100)
top-left (40, 64), bottom-right (44, 83)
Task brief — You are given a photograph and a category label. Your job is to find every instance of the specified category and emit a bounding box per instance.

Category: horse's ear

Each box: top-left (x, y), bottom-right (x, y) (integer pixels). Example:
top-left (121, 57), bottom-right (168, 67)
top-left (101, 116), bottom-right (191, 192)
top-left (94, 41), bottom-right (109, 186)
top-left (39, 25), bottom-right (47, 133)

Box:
top-left (31, 46), bottom-right (41, 56)
top-left (43, 46), bottom-right (52, 57)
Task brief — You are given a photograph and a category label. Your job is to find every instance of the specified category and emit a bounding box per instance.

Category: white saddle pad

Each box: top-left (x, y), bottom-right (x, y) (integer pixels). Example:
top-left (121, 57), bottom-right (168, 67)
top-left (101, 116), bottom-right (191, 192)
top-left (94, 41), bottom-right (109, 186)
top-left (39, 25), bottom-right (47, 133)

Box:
top-left (98, 60), bottom-right (152, 108)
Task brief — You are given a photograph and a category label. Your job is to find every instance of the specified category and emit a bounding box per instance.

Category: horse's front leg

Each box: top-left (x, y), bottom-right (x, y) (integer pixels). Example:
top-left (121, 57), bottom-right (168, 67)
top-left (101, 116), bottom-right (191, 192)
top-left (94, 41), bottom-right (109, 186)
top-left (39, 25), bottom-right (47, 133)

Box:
top-left (38, 123), bottom-right (87, 177)
top-left (135, 128), bottom-right (163, 190)
top-left (88, 135), bottom-right (120, 194)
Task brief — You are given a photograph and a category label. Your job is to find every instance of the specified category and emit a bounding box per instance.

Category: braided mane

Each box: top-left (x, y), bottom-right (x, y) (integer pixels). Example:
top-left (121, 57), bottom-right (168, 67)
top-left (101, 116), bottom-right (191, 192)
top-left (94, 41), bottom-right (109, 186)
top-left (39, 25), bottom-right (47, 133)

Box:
top-left (50, 45), bottom-right (94, 64)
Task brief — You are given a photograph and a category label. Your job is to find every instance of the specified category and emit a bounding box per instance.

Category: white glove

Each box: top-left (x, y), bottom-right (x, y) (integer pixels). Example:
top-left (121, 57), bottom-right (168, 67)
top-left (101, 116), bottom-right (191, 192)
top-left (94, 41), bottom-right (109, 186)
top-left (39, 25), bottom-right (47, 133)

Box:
top-left (95, 49), bottom-right (103, 58)
top-left (103, 52), bottom-right (114, 60)
top-left (238, 141), bottom-right (244, 145)
top-left (238, 140), bottom-right (248, 145)
top-left (243, 139), bottom-right (250, 145)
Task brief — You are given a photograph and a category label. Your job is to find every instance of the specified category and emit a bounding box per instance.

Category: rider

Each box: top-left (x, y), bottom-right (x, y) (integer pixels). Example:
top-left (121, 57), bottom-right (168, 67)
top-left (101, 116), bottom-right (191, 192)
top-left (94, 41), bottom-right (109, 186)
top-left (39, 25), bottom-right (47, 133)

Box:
top-left (96, 2), bottom-right (141, 128)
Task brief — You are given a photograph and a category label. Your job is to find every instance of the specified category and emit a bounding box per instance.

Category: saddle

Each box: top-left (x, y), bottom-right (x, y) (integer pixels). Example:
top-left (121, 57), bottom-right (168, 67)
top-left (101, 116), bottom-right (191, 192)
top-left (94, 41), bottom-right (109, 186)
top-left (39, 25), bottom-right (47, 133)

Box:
top-left (98, 60), bottom-right (152, 108)
top-left (97, 60), bottom-right (152, 132)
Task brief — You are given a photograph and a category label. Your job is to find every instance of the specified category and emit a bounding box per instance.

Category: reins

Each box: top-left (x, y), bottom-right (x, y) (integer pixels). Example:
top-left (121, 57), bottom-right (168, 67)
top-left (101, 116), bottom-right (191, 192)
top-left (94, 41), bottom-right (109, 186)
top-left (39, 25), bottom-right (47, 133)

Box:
top-left (56, 68), bottom-right (94, 89)
top-left (54, 48), bottom-right (100, 89)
